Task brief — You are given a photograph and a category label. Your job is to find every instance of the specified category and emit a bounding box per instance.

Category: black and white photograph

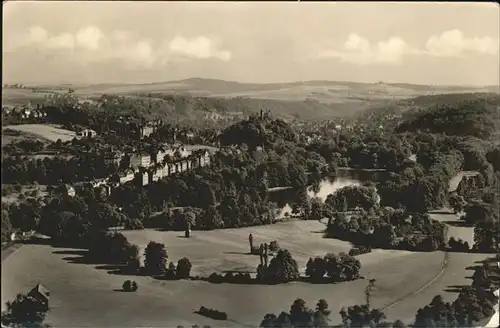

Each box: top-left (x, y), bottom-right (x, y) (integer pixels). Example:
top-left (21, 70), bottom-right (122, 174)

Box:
top-left (1, 1), bottom-right (499, 327)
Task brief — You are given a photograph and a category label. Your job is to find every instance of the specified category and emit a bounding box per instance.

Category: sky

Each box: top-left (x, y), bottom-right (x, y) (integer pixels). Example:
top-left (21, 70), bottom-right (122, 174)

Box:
top-left (2, 1), bottom-right (499, 86)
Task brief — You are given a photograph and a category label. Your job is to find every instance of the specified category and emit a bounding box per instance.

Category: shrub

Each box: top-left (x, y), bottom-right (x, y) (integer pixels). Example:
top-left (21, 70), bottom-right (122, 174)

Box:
top-left (258, 249), bottom-right (300, 284)
top-left (198, 306), bottom-right (228, 320)
top-left (268, 240), bottom-right (280, 252)
top-left (126, 257), bottom-right (141, 274)
top-left (348, 246), bottom-right (372, 256)
top-left (124, 218), bottom-right (144, 230)
top-left (208, 272), bottom-right (224, 283)
top-left (165, 262), bottom-right (177, 280)
top-left (250, 246), bottom-right (260, 255)
top-left (176, 257), bottom-right (192, 279)
top-left (206, 272), bottom-right (252, 284)
top-left (122, 280), bottom-right (138, 292)
top-left (305, 252), bottom-right (361, 282)
top-left (447, 237), bottom-right (470, 252)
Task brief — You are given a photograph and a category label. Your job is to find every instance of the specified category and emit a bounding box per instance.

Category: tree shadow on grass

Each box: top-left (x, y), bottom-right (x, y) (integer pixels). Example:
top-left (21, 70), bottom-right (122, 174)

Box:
top-left (429, 209), bottom-right (454, 215)
top-left (466, 265), bottom-right (482, 271)
top-left (58, 252), bottom-right (144, 277)
top-left (444, 284), bottom-right (470, 293)
top-left (52, 250), bottom-right (87, 256)
top-left (475, 258), bottom-right (498, 265)
top-left (223, 251), bottom-right (254, 256)
top-left (442, 220), bottom-right (472, 228)
top-left (21, 236), bottom-right (67, 248)
top-left (194, 309), bottom-right (228, 321)
top-left (221, 269), bottom-right (254, 274)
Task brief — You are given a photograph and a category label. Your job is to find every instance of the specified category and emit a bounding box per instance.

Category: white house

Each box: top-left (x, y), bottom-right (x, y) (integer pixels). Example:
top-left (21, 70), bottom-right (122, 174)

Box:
top-left (119, 170), bottom-right (136, 185)
top-left (76, 129), bottom-right (97, 139)
top-left (129, 153), bottom-right (151, 168)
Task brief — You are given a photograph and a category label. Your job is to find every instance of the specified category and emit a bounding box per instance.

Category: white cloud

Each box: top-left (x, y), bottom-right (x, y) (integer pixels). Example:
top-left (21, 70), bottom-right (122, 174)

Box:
top-left (168, 36), bottom-right (232, 61)
top-left (424, 29), bottom-right (498, 57)
top-left (75, 26), bottom-right (105, 50)
top-left (46, 33), bottom-right (75, 49)
top-left (10, 25), bottom-right (232, 66)
top-left (27, 26), bottom-right (48, 43)
top-left (319, 30), bottom-right (499, 65)
top-left (319, 33), bottom-right (415, 65)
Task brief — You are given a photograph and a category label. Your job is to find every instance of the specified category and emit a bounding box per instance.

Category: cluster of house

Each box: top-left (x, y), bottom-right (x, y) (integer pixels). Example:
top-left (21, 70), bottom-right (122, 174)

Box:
top-left (2, 103), bottom-right (47, 120)
top-left (117, 146), bottom-right (212, 187)
top-left (59, 145), bottom-right (214, 198)
top-left (111, 117), bottom-right (163, 139)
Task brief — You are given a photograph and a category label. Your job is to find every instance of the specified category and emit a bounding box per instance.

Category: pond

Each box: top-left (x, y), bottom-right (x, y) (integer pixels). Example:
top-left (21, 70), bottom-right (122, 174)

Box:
top-left (275, 177), bottom-right (363, 219)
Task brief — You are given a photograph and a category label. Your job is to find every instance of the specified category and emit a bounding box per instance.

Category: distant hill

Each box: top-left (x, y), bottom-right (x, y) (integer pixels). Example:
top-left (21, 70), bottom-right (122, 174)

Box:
top-left (2, 78), bottom-right (498, 120)
top-left (68, 78), bottom-right (498, 101)
top-left (396, 93), bottom-right (500, 140)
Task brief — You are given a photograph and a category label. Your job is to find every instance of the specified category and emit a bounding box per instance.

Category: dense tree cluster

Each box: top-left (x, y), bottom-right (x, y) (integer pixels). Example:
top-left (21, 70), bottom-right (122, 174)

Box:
top-left (87, 231), bottom-right (139, 267)
top-left (377, 150), bottom-right (463, 213)
top-left (144, 241), bottom-right (168, 276)
top-left (260, 298), bottom-right (333, 328)
top-left (256, 249), bottom-right (300, 284)
top-left (259, 258), bottom-right (499, 328)
top-left (3, 137), bottom-right (46, 156)
top-left (397, 98), bottom-right (499, 139)
top-left (2, 209), bottom-right (14, 243)
top-left (326, 208), bottom-right (446, 251)
top-left (1, 292), bottom-right (50, 328)
top-left (2, 154), bottom-right (120, 184)
top-left (306, 134), bottom-right (412, 171)
top-left (414, 261), bottom-right (499, 328)
top-left (325, 185), bottom-right (379, 212)
top-left (305, 252), bottom-right (361, 282)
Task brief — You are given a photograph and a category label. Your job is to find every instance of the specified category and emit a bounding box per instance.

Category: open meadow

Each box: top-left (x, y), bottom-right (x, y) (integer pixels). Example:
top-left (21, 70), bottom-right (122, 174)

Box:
top-left (1, 212), bottom-right (487, 327)
top-left (2, 124), bottom-right (76, 143)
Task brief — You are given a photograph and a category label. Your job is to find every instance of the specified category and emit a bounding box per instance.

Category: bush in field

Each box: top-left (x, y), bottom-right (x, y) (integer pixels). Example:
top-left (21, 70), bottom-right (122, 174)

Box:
top-left (258, 249), bottom-right (300, 284)
top-left (176, 257), bottom-right (192, 279)
top-left (122, 280), bottom-right (138, 292)
top-left (348, 245), bottom-right (372, 256)
top-left (165, 262), bottom-right (177, 280)
top-left (144, 241), bottom-right (168, 276)
top-left (305, 252), bottom-right (361, 282)
top-left (260, 298), bottom-right (333, 328)
top-left (268, 240), bottom-right (280, 252)
top-left (447, 237), bottom-right (470, 252)
top-left (197, 306), bottom-right (228, 320)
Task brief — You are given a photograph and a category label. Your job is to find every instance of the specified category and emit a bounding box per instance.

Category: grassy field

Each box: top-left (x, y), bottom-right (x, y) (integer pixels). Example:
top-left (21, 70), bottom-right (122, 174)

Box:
top-left (0, 172), bottom-right (487, 326)
top-left (1, 216), bottom-right (487, 327)
top-left (3, 80), bottom-right (496, 116)
top-left (2, 124), bottom-right (76, 143)
top-left (1, 128), bottom-right (51, 148)
top-left (67, 79), bottom-right (498, 101)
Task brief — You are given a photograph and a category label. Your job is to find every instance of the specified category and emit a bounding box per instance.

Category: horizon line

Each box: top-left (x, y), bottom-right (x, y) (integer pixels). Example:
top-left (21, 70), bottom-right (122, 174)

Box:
top-left (3, 77), bottom-right (499, 89)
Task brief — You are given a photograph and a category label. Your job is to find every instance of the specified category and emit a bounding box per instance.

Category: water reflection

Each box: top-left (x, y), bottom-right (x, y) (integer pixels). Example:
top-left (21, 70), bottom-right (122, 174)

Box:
top-left (275, 177), bottom-right (362, 219)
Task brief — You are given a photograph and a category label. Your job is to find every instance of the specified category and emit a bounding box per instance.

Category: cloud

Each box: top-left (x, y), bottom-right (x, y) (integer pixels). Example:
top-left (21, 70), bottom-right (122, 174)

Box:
top-left (319, 30), bottom-right (498, 65)
top-left (9, 25), bottom-right (232, 66)
top-left (319, 33), bottom-right (415, 65)
top-left (424, 29), bottom-right (498, 57)
top-left (168, 36), bottom-right (231, 61)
